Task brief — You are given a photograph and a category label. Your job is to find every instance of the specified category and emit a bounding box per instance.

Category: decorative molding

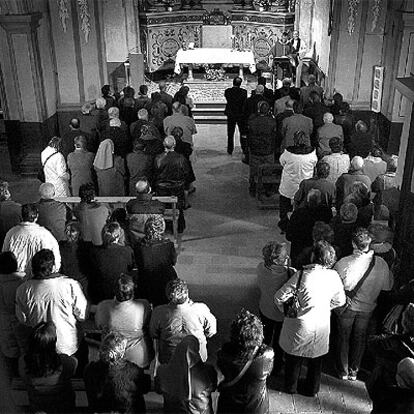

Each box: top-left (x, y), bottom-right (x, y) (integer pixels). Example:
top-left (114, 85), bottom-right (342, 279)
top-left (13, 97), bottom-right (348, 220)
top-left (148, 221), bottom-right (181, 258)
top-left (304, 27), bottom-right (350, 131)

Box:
top-left (77, 0), bottom-right (91, 43)
top-left (371, 0), bottom-right (382, 31)
top-left (347, 0), bottom-right (360, 35)
top-left (58, 0), bottom-right (69, 32)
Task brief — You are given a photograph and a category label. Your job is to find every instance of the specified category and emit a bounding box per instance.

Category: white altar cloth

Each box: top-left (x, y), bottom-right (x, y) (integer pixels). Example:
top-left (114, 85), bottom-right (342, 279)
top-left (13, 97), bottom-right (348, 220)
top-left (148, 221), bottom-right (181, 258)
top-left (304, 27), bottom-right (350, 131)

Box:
top-left (174, 48), bottom-right (256, 74)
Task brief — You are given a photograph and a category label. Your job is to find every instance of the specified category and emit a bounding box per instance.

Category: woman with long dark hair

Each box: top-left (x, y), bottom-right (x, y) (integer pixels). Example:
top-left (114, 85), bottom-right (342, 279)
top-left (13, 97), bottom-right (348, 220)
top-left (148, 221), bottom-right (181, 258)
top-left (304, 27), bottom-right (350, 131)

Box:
top-left (19, 321), bottom-right (77, 413)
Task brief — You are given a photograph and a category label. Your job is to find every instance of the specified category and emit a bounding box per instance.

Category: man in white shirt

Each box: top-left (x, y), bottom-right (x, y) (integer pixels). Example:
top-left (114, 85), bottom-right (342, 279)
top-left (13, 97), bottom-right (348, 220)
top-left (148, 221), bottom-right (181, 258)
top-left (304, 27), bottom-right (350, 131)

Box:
top-left (334, 228), bottom-right (392, 381)
top-left (16, 249), bottom-right (88, 359)
top-left (2, 203), bottom-right (61, 276)
top-left (150, 279), bottom-right (216, 364)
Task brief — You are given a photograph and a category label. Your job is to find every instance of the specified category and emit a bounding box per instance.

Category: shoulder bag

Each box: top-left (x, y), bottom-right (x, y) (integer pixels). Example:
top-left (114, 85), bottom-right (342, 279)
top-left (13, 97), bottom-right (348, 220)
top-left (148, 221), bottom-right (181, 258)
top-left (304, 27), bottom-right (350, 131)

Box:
top-left (218, 346), bottom-right (259, 391)
top-left (335, 256), bottom-right (376, 315)
top-left (283, 269), bottom-right (304, 319)
top-left (37, 151), bottom-right (58, 182)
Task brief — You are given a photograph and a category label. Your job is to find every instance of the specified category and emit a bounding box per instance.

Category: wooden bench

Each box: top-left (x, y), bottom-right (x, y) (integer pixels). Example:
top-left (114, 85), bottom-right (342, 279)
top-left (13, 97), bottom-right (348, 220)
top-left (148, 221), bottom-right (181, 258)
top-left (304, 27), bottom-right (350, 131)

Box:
top-left (56, 196), bottom-right (179, 247)
top-left (254, 163), bottom-right (282, 209)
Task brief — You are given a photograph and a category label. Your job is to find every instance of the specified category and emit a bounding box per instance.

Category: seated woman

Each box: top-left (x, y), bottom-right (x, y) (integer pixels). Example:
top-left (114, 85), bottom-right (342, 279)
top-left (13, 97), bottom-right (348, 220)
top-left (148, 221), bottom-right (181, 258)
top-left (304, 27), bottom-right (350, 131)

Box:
top-left (19, 321), bottom-right (77, 413)
top-left (157, 335), bottom-right (217, 413)
top-left (95, 274), bottom-right (153, 369)
top-left (134, 216), bottom-right (177, 307)
top-left (74, 183), bottom-right (110, 247)
top-left (59, 221), bottom-right (89, 294)
top-left (84, 331), bottom-right (149, 413)
top-left (274, 241), bottom-right (345, 397)
top-left (0, 252), bottom-right (25, 376)
top-left (216, 309), bottom-right (274, 414)
top-left (89, 222), bottom-right (135, 304)
top-left (257, 241), bottom-right (294, 373)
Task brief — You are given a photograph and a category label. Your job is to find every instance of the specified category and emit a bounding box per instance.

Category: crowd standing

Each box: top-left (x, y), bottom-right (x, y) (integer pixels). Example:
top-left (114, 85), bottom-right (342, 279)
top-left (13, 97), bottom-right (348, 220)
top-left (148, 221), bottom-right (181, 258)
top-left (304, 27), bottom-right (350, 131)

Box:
top-left (0, 75), bottom-right (410, 414)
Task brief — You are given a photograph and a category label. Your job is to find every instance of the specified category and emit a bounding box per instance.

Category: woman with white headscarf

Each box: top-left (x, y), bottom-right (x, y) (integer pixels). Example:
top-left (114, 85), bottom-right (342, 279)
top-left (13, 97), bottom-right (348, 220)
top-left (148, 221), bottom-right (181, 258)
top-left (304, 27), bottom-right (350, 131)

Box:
top-left (93, 139), bottom-right (125, 196)
top-left (157, 335), bottom-right (217, 414)
top-left (41, 136), bottom-right (70, 197)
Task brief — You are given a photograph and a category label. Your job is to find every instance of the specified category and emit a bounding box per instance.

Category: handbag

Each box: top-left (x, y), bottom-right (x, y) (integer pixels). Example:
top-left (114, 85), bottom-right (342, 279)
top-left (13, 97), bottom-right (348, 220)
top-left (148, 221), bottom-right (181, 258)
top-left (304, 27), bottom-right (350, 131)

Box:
top-left (335, 256), bottom-right (376, 315)
top-left (283, 270), bottom-right (304, 319)
top-left (218, 346), bottom-right (259, 391)
top-left (37, 151), bottom-right (58, 182)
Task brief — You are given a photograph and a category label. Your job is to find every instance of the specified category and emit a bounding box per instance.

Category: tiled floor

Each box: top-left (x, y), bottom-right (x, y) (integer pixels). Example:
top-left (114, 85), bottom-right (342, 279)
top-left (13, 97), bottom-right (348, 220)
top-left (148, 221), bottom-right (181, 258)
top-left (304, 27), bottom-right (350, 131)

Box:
top-left (0, 124), bottom-right (373, 413)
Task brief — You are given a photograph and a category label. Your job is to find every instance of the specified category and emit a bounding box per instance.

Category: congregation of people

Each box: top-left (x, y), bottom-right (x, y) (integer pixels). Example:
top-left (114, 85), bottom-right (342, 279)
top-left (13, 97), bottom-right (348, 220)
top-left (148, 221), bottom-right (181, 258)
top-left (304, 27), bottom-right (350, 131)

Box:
top-left (0, 74), bottom-right (412, 414)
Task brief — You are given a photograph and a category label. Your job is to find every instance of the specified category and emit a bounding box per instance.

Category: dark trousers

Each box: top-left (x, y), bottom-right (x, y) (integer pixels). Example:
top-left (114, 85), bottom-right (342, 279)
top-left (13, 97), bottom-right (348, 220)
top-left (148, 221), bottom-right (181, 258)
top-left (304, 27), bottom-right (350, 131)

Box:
top-left (72, 338), bottom-right (89, 377)
top-left (259, 311), bottom-right (284, 371)
top-left (285, 353), bottom-right (323, 395)
top-left (278, 195), bottom-right (292, 231)
top-left (335, 308), bottom-right (372, 377)
top-left (227, 117), bottom-right (247, 155)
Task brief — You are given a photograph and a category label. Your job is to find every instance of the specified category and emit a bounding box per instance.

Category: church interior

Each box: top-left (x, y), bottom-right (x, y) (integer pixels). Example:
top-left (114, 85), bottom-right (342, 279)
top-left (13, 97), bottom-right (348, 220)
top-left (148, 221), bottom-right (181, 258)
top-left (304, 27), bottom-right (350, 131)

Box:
top-left (1, 0), bottom-right (414, 412)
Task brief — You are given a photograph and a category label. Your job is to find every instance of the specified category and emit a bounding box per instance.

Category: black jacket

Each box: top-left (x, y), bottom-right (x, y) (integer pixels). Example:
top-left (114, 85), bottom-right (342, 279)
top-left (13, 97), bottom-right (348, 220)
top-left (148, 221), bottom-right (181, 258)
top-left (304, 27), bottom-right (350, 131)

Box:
top-left (224, 86), bottom-right (247, 119)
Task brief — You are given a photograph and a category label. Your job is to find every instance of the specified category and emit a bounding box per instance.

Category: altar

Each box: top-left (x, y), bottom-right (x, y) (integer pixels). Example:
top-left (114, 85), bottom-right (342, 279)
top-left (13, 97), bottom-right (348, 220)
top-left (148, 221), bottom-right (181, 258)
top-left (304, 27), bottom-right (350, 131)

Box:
top-left (174, 48), bottom-right (256, 80)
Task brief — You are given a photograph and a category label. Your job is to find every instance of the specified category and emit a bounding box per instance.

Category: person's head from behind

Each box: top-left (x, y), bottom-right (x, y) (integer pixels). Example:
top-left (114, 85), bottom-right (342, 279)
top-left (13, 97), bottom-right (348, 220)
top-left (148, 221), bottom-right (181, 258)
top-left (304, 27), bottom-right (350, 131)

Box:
top-left (102, 222), bottom-right (123, 246)
top-left (163, 135), bottom-right (176, 151)
top-left (387, 156), bottom-right (398, 173)
top-left (306, 188), bottom-right (322, 209)
top-left (323, 112), bottom-right (334, 124)
top-left (95, 97), bottom-right (106, 109)
top-left (349, 181), bottom-right (370, 203)
top-left (48, 136), bottom-right (62, 151)
top-left (230, 309), bottom-right (264, 357)
top-left (144, 216), bottom-right (166, 240)
top-left (135, 178), bottom-right (151, 195)
top-left (166, 278), bottom-right (189, 305)
top-left (22, 203), bottom-right (38, 223)
top-left (368, 223), bottom-right (393, 244)
top-left (123, 86), bottom-right (135, 98)
top-left (101, 84), bottom-right (111, 97)
top-left (370, 146), bottom-right (383, 158)
top-left (308, 74), bottom-right (316, 85)
top-left (69, 118), bottom-right (80, 130)
top-left (339, 102), bottom-right (351, 114)
top-left (100, 331), bottom-right (127, 365)
top-left (311, 240), bottom-right (336, 268)
top-left (81, 102), bottom-right (93, 115)
top-left (139, 84), bottom-right (148, 96)
top-left (352, 228), bottom-right (372, 252)
top-left (316, 160), bottom-right (330, 179)
top-left (32, 249), bottom-right (55, 279)
top-left (0, 251), bottom-right (18, 274)
top-left (171, 126), bottom-right (184, 141)
top-left (396, 357), bottom-right (414, 390)
top-left (137, 108), bottom-right (148, 121)
top-left (350, 155), bottom-right (364, 172)
top-left (293, 130), bottom-right (308, 147)
top-left (309, 91), bottom-right (321, 104)
top-left (255, 85), bottom-right (264, 96)
top-left (172, 101), bottom-right (181, 114)
top-left (115, 274), bottom-right (135, 302)
top-left (0, 180), bottom-right (11, 201)
top-left (257, 100), bottom-right (270, 115)
top-left (64, 221), bottom-right (81, 243)
top-left (79, 182), bottom-right (95, 202)
top-left (329, 137), bottom-right (343, 154)
top-left (262, 241), bottom-right (289, 267)
top-left (340, 202), bottom-right (358, 224)
top-left (39, 182), bottom-right (55, 200)
top-left (74, 135), bottom-right (87, 150)
top-left (133, 138), bottom-right (145, 152)
top-left (180, 104), bottom-right (189, 116)
top-left (355, 120), bottom-right (368, 133)
top-left (108, 106), bottom-right (119, 120)
top-left (233, 77), bottom-right (242, 87)
top-left (312, 221), bottom-right (334, 244)
top-left (282, 77), bottom-right (292, 89)
top-left (292, 100), bottom-right (302, 114)
top-left (26, 321), bottom-right (60, 376)
top-left (258, 76), bottom-right (266, 86)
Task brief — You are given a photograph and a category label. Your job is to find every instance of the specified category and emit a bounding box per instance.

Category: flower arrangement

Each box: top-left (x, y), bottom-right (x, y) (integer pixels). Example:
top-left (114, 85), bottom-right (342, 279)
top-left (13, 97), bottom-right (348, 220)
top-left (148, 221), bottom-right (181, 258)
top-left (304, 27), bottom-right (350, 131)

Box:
top-left (203, 64), bottom-right (226, 81)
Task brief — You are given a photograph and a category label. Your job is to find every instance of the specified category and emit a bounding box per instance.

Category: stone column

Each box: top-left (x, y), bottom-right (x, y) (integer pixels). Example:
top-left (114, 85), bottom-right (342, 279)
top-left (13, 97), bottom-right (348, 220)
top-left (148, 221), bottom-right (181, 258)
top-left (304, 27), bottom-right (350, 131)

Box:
top-left (0, 13), bottom-right (47, 122)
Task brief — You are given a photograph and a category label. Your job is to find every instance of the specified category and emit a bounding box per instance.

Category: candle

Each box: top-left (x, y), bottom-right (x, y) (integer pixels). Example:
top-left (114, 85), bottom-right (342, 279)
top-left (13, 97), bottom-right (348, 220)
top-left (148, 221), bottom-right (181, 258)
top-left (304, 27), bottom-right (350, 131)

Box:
top-left (231, 35), bottom-right (235, 49)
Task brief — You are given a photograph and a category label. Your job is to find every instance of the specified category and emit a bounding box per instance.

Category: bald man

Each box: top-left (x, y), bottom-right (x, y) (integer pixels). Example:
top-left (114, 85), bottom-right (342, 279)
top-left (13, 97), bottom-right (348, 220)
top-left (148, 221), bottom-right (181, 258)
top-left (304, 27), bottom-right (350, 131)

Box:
top-left (61, 118), bottom-right (90, 159)
top-left (36, 183), bottom-right (72, 241)
top-left (317, 112), bottom-right (344, 156)
top-left (335, 156), bottom-right (372, 209)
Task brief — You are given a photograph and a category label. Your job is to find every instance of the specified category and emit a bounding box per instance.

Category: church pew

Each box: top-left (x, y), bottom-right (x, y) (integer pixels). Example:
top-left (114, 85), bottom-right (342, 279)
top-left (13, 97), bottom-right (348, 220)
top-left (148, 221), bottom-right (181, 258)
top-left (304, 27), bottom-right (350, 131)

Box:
top-left (55, 196), bottom-right (179, 247)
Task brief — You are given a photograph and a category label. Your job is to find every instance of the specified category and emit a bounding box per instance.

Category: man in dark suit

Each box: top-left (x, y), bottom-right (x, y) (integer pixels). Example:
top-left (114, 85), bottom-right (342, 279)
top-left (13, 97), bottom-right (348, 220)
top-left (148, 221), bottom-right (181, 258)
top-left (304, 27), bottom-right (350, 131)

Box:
top-left (61, 118), bottom-right (91, 160)
top-left (224, 77), bottom-right (248, 158)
